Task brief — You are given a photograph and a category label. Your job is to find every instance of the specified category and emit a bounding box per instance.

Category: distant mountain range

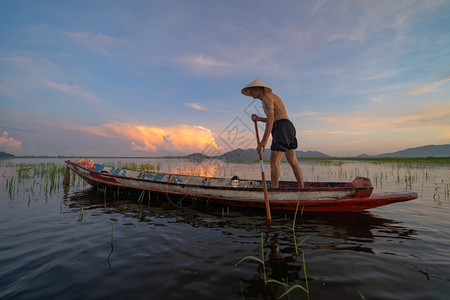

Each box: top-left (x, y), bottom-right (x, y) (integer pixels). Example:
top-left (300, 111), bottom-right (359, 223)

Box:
top-left (1, 144), bottom-right (448, 160)
top-left (372, 144), bottom-right (450, 158)
top-left (190, 144), bottom-right (450, 161)
top-left (208, 148), bottom-right (329, 162)
top-left (0, 151), bottom-right (14, 158)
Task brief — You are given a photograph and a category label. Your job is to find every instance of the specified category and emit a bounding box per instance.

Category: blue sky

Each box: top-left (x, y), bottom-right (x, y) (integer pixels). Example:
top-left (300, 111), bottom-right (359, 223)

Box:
top-left (1, 0), bottom-right (449, 157)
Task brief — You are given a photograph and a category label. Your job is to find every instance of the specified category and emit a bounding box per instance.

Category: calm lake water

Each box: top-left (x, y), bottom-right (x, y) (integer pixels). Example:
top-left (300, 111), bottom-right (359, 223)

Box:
top-left (1, 157), bottom-right (449, 299)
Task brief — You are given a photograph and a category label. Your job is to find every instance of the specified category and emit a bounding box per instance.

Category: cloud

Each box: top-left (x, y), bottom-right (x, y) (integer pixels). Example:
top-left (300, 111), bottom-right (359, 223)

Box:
top-left (302, 130), bottom-right (342, 135)
top-left (311, 105), bottom-right (450, 130)
top-left (0, 81), bottom-right (18, 98)
top-left (334, 138), bottom-right (364, 146)
top-left (0, 126), bottom-right (36, 133)
top-left (192, 55), bottom-right (227, 67)
top-left (69, 122), bottom-right (222, 154)
top-left (312, 0), bottom-right (327, 15)
top-left (406, 77), bottom-right (450, 95)
top-left (2, 55), bottom-right (31, 65)
top-left (62, 31), bottom-right (127, 57)
top-left (291, 111), bottom-right (320, 118)
top-left (179, 55), bottom-right (231, 73)
top-left (3, 55), bottom-right (60, 77)
top-left (3, 55), bottom-right (101, 104)
top-left (185, 102), bottom-right (208, 111)
top-left (365, 69), bottom-right (403, 81)
top-left (0, 131), bottom-right (22, 150)
top-left (41, 79), bottom-right (102, 104)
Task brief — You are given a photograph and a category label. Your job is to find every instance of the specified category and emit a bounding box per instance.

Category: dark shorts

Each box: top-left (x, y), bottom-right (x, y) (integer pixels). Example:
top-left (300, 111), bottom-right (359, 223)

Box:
top-left (271, 119), bottom-right (298, 152)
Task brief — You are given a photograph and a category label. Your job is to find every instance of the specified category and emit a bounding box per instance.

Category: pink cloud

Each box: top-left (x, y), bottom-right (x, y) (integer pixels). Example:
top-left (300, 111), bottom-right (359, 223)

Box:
top-left (0, 131), bottom-right (22, 150)
top-left (67, 122), bottom-right (222, 154)
top-left (407, 77), bottom-right (450, 95)
top-left (185, 102), bottom-right (208, 111)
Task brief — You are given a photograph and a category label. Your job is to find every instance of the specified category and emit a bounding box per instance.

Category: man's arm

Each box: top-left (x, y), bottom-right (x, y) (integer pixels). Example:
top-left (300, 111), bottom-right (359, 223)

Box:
top-left (257, 96), bottom-right (275, 153)
top-left (251, 114), bottom-right (267, 122)
top-left (261, 98), bottom-right (274, 143)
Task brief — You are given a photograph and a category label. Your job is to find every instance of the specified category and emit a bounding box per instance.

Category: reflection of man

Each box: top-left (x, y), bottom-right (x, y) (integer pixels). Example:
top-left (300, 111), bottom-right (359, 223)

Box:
top-left (241, 79), bottom-right (304, 188)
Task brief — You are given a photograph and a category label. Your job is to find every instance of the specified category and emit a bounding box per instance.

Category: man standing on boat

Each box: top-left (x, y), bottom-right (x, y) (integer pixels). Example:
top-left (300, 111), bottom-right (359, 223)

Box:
top-left (242, 79), bottom-right (304, 189)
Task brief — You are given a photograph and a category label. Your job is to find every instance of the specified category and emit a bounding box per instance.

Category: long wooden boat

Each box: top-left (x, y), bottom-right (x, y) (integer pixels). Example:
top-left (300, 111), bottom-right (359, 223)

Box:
top-left (65, 159), bottom-right (418, 212)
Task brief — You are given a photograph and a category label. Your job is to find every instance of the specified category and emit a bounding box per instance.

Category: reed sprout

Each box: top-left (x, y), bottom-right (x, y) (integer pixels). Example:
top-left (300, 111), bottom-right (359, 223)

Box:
top-left (113, 162), bottom-right (160, 172)
top-left (3, 162), bottom-right (70, 200)
top-left (235, 206), bottom-right (310, 299)
top-left (407, 265), bottom-right (446, 281)
top-left (137, 190), bottom-right (146, 220)
top-left (275, 202), bottom-right (308, 255)
top-left (7, 175), bottom-right (15, 199)
top-left (107, 223), bottom-right (114, 266)
top-left (235, 231), bottom-right (268, 284)
top-left (271, 251), bottom-right (309, 299)
top-left (222, 206), bottom-right (230, 217)
top-left (292, 202), bottom-right (308, 255)
top-left (137, 190), bottom-right (145, 204)
top-left (283, 202), bottom-right (310, 298)
top-left (78, 205), bottom-right (84, 221)
top-left (433, 187), bottom-right (441, 200)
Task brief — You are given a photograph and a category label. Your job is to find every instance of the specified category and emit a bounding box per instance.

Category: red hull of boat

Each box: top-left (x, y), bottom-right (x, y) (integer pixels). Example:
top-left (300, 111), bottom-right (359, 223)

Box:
top-left (66, 160), bottom-right (418, 212)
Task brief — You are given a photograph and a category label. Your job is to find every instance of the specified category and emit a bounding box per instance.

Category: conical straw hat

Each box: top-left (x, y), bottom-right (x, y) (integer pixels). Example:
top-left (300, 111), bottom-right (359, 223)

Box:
top-left (241, 78), bottom-right (272, 96)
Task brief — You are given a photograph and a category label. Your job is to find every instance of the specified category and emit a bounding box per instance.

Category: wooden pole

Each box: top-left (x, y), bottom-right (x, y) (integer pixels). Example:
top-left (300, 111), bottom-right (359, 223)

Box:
top-left (254, 120), bottom-right (272, 222)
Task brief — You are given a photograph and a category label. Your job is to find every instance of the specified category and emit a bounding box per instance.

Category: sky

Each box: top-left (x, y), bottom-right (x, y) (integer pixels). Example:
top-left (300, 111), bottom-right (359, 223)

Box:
top-left (1, 0), bottom-right (449, 157)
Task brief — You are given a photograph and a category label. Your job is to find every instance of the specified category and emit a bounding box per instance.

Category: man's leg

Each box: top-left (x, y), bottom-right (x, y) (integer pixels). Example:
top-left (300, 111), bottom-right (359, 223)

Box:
top-left (285, 149), bottom-right (304, 188)
top-left (270, 150), bottom-right (284, 188)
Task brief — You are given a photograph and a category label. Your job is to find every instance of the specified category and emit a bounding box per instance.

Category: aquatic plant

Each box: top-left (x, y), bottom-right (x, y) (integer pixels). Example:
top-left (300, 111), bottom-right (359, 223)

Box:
top-left (407, 265), bottom-right (446, 281)
top-left (222, 206), bottom-right (230, 218)
top-left (96, 184), bottom-right (108, 204)
top-left (137, 190), bottom-right (146, 220)
top-left (7, 175), bottom-right (15, 199)
top-left (292, 203), bottom-right (308, 255)
top-left (137, 190), bottom-right (145, 204)
top-left (240, 281), bottom-right (245, 300)
top-left (79, 205), bottom-right (84, 221)
top-left (235, 231), bottom-right (268, 284)
top-left (358, 289), bottom-right (366, 300)
top-left (275, 201), bottom-right (308, 255)
top-left (235, 214), bottom-right (310, 299)
top-left (284, 202), bottom-right (310, 298)
top-left (262, 202), bottom-right (310, 299)
top-left (4, 162), bottom-right (70, 199)
top-left (433, 187), bottom-right (441, 200)
top-left (114, 162), bottom-right (160, 172)
top-left (269, 251), bottom-right (309, 299)
top-left (107, 223), bottom-right (114, 266)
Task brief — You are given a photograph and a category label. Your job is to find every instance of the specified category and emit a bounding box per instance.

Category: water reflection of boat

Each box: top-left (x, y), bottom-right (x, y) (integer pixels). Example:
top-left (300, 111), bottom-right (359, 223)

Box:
top-left (66, 159), bottom-right (418, 212)
top-left (63, 189), bottom-right (417, 299)
top-left (65, 188), bottom-right (417, 252)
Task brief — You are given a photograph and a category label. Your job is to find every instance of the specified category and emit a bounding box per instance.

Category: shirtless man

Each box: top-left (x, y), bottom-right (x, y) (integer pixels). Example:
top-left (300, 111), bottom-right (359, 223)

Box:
top-left (241, 79), bottom-right (304, 188)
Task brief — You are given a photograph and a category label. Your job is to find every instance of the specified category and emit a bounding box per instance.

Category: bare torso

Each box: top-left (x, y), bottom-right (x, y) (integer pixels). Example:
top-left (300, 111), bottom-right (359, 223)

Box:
top-left (250, 89), bottom-right (290, 152)
top-left (262, 92), bottom-right (288, 122)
